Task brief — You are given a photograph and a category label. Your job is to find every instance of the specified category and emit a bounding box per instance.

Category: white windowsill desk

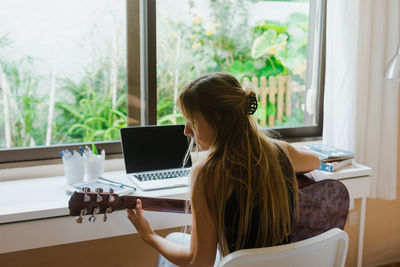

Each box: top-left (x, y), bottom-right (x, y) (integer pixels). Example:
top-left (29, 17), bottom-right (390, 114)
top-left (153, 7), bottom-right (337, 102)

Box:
top-left (0, 159), bottom-right (371, 267)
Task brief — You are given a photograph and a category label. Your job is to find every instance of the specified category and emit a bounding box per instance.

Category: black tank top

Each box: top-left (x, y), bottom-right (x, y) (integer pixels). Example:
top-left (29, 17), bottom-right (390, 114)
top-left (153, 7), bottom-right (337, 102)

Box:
top-left (224, 144), bottom-right (294, 253)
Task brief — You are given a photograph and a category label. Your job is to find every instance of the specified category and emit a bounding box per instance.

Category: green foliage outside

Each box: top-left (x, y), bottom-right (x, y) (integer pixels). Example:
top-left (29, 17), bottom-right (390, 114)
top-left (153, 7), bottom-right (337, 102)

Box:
top-left (157, 0), bottom-right (308, 127)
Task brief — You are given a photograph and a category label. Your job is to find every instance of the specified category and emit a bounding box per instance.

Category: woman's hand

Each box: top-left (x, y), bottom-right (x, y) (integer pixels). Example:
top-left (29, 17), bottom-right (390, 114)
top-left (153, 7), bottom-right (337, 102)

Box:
top-left (126, 199), bottom-right (156, 243)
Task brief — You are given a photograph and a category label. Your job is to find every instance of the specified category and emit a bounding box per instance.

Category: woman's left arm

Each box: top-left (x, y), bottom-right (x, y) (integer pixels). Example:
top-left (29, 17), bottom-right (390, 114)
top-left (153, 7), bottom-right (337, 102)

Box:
top-left (276, 141), bottom-right (321, 174)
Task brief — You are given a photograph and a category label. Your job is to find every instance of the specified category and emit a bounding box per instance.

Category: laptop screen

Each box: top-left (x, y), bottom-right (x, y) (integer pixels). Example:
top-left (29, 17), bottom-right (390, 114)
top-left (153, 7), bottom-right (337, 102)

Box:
top-left (120, 125), bottom-right (192, 173)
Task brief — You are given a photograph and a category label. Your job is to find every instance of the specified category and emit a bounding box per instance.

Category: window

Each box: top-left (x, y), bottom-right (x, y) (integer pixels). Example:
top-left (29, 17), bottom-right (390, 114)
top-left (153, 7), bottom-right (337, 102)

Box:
top-left (0, 0), bottom-right (325, 164)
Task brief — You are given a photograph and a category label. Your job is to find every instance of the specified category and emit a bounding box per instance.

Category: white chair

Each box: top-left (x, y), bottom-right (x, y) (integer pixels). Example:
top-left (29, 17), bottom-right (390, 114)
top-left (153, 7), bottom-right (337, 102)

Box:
top-left (217, 228), bottom-right (349, 267)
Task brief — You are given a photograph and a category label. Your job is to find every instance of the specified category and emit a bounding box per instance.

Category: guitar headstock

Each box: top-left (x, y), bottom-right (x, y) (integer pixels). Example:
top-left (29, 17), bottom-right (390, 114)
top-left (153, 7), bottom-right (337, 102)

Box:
top-left (68, 187), bottom-right (122, 223)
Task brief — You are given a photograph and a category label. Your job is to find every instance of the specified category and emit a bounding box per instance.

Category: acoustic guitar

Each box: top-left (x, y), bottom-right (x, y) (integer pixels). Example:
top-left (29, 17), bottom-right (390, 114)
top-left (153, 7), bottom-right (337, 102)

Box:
top-left (68, 187), bottom-right (190, 223)
top-left (68, 173), bottom-right (349, 241)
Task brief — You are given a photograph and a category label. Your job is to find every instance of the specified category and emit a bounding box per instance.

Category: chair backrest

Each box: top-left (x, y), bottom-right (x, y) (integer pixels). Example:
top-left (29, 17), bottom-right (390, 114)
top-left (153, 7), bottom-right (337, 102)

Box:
top-left (217, 228), bottom-right (349, 267)
top-left (291, 175), bottom-right (350, 242)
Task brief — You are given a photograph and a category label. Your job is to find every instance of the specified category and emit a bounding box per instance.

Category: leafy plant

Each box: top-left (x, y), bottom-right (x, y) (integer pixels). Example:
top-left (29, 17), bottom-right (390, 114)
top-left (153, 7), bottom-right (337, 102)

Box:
top-left (54, 63), bottom-right (127, 143)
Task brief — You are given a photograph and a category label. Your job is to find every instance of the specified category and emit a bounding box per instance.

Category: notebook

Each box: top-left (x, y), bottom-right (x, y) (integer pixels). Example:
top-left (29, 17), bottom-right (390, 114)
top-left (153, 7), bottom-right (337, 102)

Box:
top-left (120, 125), bottom-right (192, 191)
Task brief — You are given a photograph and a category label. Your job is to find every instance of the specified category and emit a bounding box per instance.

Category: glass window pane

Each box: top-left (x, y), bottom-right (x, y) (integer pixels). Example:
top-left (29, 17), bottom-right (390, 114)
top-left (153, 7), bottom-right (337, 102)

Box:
top-left (0, 0), bottom-right (127, 150)
top-left (156, 0), bottom-right (320, 129)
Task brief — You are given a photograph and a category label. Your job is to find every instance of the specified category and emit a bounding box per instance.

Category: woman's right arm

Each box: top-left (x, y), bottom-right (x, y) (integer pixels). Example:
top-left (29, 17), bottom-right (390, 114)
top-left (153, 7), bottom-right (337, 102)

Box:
top-left (127, 199), bottom-right (193, 265)
top-left (127, 160), bottom-right (218, 267)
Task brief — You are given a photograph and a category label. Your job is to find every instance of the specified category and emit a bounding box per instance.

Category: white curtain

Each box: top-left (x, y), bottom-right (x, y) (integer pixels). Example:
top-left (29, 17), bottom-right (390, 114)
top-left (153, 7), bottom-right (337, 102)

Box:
top-left (323, 0), bottom-right (399, 199)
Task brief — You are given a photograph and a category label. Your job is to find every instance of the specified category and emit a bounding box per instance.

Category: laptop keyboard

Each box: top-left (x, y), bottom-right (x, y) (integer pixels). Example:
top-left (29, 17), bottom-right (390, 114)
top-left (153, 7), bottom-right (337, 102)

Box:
top-left (134, 168), bottom-right (190, 182)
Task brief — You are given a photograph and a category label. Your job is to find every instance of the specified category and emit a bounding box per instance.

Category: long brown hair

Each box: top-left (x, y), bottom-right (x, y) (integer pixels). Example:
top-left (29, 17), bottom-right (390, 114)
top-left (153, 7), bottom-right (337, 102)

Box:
top-left (177, 73), bottom-right (297, 256)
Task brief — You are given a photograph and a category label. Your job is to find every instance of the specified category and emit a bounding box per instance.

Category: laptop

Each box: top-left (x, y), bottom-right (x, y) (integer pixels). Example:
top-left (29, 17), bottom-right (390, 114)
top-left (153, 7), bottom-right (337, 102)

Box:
top-left (120, 125), bottom-right (192, 191)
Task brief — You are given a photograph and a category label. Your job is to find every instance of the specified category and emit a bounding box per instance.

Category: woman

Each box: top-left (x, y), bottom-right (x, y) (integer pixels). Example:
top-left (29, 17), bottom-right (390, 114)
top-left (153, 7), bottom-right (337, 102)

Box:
top-left (127, 73), bottom-right (320, 267)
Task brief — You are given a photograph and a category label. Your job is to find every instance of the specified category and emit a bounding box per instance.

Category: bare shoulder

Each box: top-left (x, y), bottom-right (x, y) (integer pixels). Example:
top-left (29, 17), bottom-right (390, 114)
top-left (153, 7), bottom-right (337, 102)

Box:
top-left (188, 153), bottom-right (208, 192)
top-left (272, 139), bottom-right (290, 154)
top-left (190, 157), bottom-right (206, 179)
top-left (189, 159), bottom-right (208, 207)
top-left (189, 154), bottom-right (221, 202)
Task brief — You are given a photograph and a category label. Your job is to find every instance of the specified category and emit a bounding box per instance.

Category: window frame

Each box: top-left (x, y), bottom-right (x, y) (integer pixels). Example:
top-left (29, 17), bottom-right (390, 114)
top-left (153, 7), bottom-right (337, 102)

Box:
top-left (0, 0), bottom-right (326, 165)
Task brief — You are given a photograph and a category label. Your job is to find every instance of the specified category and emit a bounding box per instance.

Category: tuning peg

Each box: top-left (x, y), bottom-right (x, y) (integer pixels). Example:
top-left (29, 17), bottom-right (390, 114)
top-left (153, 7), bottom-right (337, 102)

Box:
top-left (95, 188), bottom-right (103, 202)
top-left (103, 207), bottom-right (112, 222)
top-left (83, 187), bottom-right (91, 202)
top-left (89, 207), bottom-right (100, 222)
top-left (76, 208), bottom-right (87, 224)
top-left (89, 215), bottom-right (96, 222)
top-left (108, 188), bottom-right (115, 202)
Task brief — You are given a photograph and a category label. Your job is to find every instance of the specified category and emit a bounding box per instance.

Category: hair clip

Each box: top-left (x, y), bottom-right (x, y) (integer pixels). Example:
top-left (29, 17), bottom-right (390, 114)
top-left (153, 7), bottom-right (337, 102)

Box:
top-left (247, 96), bottom-right (258, 115)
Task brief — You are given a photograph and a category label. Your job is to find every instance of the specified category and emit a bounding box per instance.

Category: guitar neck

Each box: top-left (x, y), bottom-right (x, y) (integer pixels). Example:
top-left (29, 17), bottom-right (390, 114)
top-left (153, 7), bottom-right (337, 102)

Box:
top-left (68, 174), bottom-right (317, 217)
top-left (115, 174), bottom-right (315, 214)
top-left (118, 195), bottom-right (190, 214)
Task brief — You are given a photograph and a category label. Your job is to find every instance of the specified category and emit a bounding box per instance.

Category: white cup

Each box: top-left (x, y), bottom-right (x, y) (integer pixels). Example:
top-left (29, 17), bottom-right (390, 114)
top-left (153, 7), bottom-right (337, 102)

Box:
top-left (84, 155), bottom-right (105, 181)
top-left (63, 156), bottom-right (84, 185)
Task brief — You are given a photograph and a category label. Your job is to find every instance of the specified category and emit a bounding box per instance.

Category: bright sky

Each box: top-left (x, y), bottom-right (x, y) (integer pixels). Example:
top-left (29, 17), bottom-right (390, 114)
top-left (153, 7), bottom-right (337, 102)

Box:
top-left (0, 0), bottom-right (125, 82)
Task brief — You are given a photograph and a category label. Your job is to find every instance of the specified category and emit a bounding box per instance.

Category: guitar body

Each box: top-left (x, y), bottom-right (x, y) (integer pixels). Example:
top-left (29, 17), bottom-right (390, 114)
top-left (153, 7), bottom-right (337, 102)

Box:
top-left (290, 175), bottom-right (350, 242)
